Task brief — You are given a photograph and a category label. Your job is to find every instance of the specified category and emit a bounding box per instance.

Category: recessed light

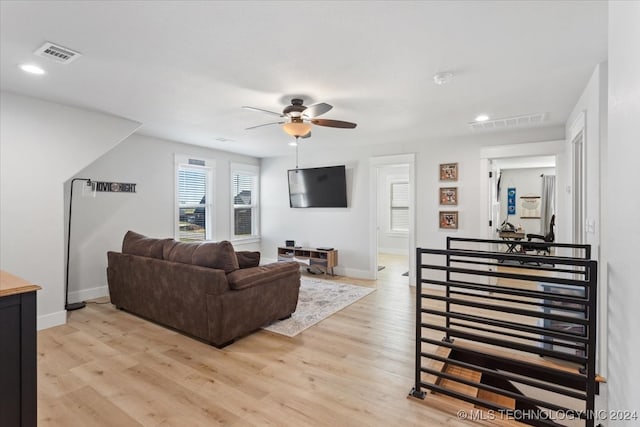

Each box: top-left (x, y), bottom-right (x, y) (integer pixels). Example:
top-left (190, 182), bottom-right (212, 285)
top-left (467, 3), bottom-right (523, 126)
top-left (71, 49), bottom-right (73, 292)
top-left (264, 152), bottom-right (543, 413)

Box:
top-left (19, 64), bottom-right (46, 75)
top-left (475, 114), bottom-right (490, 122)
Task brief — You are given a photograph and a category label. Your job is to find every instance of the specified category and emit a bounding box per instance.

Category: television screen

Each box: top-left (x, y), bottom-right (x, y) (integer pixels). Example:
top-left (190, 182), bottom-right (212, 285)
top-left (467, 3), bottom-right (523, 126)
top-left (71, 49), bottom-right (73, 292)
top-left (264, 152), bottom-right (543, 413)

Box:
top-left (288, 165), bottom-right (347, 208)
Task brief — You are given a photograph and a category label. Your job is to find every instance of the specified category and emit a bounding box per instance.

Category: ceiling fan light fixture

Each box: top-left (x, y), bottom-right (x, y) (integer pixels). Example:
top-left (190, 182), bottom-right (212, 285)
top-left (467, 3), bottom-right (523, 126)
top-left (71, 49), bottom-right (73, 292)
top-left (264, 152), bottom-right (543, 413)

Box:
top-left (282, 121), bottom-right (312, 137)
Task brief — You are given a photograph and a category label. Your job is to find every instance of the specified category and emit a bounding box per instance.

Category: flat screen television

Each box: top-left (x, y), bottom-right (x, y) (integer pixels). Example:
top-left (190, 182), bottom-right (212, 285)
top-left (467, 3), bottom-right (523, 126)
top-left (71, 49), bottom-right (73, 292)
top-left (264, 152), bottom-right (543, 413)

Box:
top-left (288, 165), bottom-right (348, 208)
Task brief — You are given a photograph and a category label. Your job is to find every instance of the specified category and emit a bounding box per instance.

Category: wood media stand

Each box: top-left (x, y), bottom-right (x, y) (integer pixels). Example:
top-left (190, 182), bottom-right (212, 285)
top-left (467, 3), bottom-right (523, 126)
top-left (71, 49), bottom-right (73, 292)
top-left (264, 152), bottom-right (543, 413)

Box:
top-left (277, 246), bottom-right (338, 277)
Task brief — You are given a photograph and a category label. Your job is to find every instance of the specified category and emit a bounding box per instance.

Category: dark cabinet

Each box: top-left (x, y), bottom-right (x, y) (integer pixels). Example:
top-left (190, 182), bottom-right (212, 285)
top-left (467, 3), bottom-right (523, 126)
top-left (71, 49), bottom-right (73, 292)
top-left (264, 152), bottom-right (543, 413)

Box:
top-left (0, 271), bottom-right (40, 427)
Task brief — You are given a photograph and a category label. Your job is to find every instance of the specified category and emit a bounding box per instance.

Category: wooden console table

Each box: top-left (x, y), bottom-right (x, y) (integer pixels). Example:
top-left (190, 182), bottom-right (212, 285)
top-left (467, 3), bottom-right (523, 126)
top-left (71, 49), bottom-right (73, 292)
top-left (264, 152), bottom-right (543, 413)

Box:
top-left (277, 246), bottom-right (338, 276)
top-left (0, 270), bottom-right (41, 427)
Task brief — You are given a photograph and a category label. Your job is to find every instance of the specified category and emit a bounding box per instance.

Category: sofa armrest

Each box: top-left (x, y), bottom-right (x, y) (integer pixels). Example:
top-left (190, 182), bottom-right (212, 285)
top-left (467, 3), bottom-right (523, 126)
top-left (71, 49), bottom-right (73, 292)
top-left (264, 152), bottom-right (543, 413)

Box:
top-left (226, 261), bottom-right (299, 290)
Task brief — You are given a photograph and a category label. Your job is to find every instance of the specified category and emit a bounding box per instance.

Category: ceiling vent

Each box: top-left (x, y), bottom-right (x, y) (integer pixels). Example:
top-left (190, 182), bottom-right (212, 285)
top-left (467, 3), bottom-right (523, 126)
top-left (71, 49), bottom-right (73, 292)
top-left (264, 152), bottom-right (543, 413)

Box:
top-left (34, 42), bottom-right (82, 64)
top-left (469, 113), bottom-right (548, 131)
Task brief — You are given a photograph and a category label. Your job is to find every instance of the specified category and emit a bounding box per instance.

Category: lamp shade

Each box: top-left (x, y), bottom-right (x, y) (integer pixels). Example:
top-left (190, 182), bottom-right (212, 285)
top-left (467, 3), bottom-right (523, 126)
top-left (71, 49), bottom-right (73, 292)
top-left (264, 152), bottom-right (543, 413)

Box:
top-left (282, 121), bottom-right (312, 137)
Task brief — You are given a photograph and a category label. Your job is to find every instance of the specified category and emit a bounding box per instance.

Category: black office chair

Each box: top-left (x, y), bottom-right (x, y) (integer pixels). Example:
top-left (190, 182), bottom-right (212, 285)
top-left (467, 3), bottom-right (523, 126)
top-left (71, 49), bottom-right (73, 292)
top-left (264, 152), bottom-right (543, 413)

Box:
top-left (521, 215), bottom-right (555, 255)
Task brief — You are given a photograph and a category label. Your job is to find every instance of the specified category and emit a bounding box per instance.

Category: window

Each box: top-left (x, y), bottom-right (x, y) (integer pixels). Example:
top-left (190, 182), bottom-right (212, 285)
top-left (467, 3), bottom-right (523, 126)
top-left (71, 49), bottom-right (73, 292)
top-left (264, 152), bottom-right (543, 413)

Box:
top-left (390, 181), bottom-right (409, 232)
top-left (231, 163), bottom-right (259, 240)
top-left (175, 156), bottom-right (214, 242)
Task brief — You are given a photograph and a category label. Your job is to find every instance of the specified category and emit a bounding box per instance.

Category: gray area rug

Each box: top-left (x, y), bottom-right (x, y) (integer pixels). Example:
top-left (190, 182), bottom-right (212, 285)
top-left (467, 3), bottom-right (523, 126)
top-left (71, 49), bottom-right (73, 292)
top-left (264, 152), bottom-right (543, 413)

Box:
top-left (263, 277), bottom-right (375, 337)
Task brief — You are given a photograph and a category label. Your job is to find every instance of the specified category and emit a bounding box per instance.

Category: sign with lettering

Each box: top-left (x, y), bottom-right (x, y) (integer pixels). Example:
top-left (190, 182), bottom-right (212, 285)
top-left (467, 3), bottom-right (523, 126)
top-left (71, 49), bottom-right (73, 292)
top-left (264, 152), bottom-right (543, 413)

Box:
top-left (92, 181), bottom-right (137, 193)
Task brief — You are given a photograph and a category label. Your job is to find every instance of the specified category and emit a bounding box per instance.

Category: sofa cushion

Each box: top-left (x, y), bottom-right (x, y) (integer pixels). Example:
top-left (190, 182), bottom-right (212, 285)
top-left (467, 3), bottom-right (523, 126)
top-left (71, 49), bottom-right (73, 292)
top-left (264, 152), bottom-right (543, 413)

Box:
top-left (122, 230), bottom-right (170, 259)
top-left (236, 251), bottom-right (261, 268)
top-left (193, 241), bottom-right (239, 273)
top-left (226, 262), bottom-right (299, 290)
top-left (163, 239), bottom-right (239, 274)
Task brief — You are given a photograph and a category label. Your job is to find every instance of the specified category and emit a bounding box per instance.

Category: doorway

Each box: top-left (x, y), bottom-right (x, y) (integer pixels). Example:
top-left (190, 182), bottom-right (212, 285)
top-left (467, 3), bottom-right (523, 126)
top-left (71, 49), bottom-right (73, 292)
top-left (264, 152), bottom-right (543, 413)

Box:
top-left (369, 154), bottom-right (415, 283)
top-left (492, 156), bottom-right (557, 241)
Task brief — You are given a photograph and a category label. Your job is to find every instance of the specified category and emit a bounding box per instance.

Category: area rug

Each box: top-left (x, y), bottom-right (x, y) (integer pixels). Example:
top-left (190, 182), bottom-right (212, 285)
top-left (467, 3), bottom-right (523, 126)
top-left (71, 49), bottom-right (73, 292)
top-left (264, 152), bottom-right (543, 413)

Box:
top-left (263, 277), bottom-right (375, 337)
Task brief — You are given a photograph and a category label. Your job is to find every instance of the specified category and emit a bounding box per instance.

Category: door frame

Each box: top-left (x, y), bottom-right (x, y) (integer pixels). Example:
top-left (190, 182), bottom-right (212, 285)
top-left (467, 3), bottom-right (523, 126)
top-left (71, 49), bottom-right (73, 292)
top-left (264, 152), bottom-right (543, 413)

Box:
top-left (479, 140), bottom-right (565, 240)
top-left (369, 154), bottom-right (416, 282)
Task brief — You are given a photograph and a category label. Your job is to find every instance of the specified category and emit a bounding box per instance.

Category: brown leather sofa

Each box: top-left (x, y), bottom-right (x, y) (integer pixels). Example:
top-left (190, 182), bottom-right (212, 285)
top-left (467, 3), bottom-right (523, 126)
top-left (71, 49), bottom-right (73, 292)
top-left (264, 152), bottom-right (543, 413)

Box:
top-left (107, 231), bottom-right (300, 347)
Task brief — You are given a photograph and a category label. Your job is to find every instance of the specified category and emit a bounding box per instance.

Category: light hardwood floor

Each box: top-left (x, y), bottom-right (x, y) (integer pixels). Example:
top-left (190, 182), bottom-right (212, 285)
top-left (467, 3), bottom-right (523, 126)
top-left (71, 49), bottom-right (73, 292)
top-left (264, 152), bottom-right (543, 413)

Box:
top-left (37, 254), bottom-right (515, 427)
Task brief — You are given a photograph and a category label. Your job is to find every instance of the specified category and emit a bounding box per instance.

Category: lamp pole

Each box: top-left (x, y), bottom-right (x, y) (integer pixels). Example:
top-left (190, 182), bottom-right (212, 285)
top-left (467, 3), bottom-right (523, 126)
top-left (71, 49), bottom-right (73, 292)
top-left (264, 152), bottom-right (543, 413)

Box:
top-left (65, 178), bottom-right (91, 311)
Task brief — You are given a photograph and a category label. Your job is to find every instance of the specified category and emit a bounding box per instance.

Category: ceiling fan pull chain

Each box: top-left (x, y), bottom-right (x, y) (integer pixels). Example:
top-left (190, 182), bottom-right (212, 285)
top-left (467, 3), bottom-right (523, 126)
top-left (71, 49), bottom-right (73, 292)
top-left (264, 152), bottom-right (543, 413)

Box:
top-left (295, 137), bottom-right (299, 168)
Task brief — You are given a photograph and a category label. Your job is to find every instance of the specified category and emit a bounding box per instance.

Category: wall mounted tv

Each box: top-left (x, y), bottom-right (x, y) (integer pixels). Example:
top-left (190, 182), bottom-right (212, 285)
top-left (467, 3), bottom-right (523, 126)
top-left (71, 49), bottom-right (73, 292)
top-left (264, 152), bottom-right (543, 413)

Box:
top-left (288, 165), bottom-right (348, 208)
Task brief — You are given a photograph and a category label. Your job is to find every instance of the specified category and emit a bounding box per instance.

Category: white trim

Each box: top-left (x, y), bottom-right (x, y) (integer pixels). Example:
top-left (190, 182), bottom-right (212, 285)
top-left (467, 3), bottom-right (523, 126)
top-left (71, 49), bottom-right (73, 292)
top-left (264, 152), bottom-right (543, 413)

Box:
top-left (258, 257), bottom-right (369, 279)
top-left (230, 162), bottom-right (260, 241)
top-left (174, 154), bottom-right (216, 241)
top-left (37, 310), bottom-right (66, 331)
top-left (369, 154), bottom-right (416, 284)
top-left (68, 285), bottom-right (109, 303)
top-left (479, 140), bottom-right (565, 240)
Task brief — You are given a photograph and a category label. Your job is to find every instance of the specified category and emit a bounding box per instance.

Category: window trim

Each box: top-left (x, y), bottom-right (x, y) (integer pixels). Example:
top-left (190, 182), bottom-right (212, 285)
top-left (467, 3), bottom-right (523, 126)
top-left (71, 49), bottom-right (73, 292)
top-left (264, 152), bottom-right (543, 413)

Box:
top-left (174, 154), bottom-right (216, 242)
top-left (389, 178), bottom-right (409, 235)
top-left (230, 163), bottom-right (260, 243)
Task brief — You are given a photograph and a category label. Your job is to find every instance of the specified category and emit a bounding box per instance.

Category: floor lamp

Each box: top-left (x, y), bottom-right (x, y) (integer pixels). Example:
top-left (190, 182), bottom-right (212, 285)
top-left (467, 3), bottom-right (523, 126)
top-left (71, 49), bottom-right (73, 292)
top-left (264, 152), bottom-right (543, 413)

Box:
top-left (65, 177), bottom-right (92, 311)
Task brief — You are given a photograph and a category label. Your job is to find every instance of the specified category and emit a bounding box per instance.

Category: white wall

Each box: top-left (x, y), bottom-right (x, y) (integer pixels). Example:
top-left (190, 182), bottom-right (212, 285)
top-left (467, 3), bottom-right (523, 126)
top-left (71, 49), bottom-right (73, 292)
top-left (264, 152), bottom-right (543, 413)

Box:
top-left (499, 167), bottom-right (555, 235)
top-left (607, 1), bottom-right (640, 421)
top-left (260, 126), bottom-right (564, 278)
top-left (66, 133), bottom-right (260, 302)
top-left (377, 165), bottom-right (409, 255)
top-left (563, 62), bottom-right (609, 377)
top-left (561, 63), bottom-right (607, 250)
top-left (0, 92), bottom-right (140, 329)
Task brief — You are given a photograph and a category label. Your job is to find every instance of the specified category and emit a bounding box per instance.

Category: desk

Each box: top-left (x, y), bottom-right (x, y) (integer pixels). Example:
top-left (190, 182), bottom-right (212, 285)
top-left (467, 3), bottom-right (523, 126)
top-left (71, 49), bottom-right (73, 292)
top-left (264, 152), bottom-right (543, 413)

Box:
top-left (498, 231), bottom-right (525, 254)
top-left (0, 271), bottom-right (41, 427)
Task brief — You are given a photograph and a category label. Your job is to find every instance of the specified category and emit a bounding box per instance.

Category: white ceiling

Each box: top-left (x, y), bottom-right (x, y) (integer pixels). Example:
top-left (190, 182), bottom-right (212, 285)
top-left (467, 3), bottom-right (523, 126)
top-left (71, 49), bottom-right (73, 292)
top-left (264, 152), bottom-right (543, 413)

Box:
top-left (0, 1), bottom-right (607, 158)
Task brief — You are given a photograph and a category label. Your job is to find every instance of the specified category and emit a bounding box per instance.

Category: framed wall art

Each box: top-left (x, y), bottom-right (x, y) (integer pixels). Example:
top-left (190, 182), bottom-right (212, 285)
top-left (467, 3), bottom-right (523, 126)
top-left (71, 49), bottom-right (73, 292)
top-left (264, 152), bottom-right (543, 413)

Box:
top-left (439, 163), bottom-right (458, 181)
top-left (520, 195), bottom-right (541, 218)
top-left (439, 187), bottom-right (458, 205)
top-left (439, 211), bottom-right (458, 229)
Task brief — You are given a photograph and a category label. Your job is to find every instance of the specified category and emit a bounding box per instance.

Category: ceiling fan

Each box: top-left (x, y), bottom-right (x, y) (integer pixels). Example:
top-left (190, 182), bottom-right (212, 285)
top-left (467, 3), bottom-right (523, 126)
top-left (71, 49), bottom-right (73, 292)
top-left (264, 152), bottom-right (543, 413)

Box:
top-left (242, 98), bottom-right (357, 139)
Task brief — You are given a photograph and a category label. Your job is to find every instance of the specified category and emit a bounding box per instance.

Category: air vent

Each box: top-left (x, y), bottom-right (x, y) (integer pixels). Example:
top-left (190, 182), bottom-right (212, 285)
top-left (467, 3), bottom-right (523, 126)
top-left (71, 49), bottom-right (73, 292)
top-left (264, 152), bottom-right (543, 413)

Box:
top-left (469, 113), bottom-right (548, 131)
top-left (34, 42), bottom-right (82, 64)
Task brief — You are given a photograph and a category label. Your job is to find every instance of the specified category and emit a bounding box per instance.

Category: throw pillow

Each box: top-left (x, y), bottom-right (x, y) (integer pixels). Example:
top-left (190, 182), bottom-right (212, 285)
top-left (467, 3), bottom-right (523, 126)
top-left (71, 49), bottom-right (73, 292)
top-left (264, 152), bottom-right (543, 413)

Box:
top-left (122, 230), bottom-right (169, 259)
top-left (236, 251), bottom-right (261, 268)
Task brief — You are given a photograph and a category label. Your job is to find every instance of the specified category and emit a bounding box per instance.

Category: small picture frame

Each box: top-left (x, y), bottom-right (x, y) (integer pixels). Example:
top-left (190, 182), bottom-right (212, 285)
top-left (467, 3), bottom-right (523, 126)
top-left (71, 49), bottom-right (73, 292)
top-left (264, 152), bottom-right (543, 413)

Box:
top-left (439, 163), bottom-right (458, 181)
top-left (439, 211), bottom-right (458, 229)
top-left (439, 187), bottom-right (458, 205)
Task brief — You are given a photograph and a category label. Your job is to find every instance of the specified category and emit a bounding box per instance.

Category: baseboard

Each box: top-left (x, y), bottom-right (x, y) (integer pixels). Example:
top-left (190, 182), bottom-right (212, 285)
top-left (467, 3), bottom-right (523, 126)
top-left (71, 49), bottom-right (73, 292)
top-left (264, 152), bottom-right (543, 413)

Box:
top-left (37, 310), bottom-right (66, 331)
top-left (68, 285), bottom-right (109, 303)
top-left (335, 267), bottom-right (372, 280)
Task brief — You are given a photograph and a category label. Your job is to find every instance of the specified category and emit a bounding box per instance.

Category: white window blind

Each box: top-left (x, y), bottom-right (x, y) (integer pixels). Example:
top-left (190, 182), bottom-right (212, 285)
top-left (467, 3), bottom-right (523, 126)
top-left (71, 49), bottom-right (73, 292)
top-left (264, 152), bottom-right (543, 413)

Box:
top-left (390, 181), bottom-right (409, 232)
top-left (231, 165), bottom-right (259, 239)
top-left (176, 162), bottom-right (213, 242)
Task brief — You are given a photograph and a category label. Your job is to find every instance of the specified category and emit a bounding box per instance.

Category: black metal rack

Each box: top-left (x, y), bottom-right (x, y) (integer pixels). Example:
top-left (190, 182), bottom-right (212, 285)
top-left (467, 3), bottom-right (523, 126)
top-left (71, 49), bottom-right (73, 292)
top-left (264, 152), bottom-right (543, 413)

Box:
top-left (410, 237), bottom-right (598, 427)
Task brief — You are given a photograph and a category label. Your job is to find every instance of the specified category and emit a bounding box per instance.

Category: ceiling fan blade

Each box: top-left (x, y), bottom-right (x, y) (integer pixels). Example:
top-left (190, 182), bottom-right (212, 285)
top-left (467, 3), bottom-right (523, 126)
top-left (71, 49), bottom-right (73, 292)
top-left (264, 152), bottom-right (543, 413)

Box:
top-left (301, 102), bottom-right (333, 118)
top-left (311, 119), bottom-right (357, 129)
top-left (245, 121), bottom-right (284, 130)
top-left (241, 106), bottom-right (285, 117)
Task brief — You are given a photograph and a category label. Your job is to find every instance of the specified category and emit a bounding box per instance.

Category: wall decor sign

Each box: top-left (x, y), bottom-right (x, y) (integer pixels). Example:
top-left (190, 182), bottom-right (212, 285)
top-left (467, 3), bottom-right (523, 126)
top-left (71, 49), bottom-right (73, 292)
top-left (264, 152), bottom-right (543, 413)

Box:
top-left (520, 196), bottom-right (541, 218)
top-left (439, 211), bottom-right (458, 229)
top-left (507, 187), bottom-right (516, 215)
top-left (439, 163), bottom-right (458, 181)
top-left (92, 181), bottom-right (137, 193)
top-left (439, 187), bottom-right (458, 205)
